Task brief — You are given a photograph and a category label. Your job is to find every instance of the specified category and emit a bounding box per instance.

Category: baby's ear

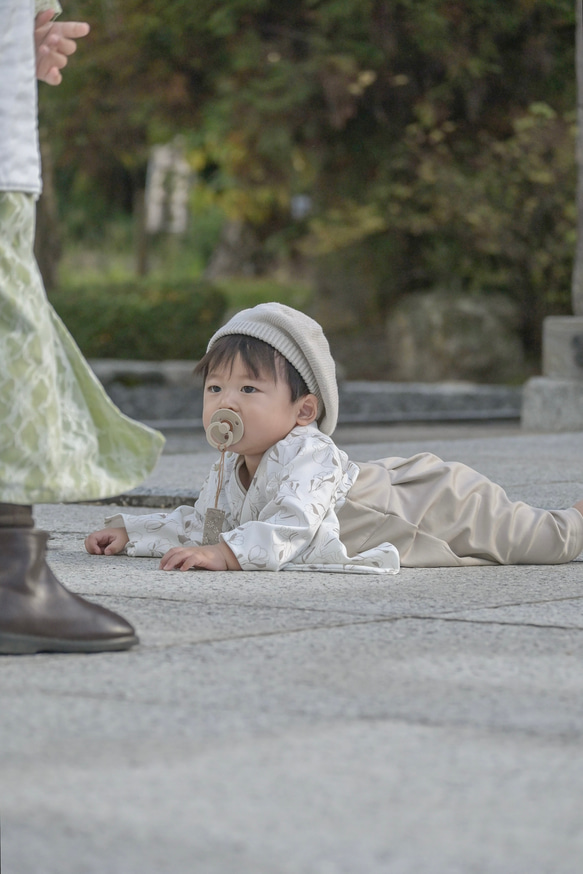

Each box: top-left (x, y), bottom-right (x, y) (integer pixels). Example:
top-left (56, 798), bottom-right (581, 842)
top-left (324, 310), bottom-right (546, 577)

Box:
top-left (296, 394), bottom-right (319, 426)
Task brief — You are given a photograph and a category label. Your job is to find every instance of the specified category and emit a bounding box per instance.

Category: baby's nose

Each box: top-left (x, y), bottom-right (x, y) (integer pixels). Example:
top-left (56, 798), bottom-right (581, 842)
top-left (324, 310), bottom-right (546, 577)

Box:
top-left (220, 388), bottom-right (240, 410)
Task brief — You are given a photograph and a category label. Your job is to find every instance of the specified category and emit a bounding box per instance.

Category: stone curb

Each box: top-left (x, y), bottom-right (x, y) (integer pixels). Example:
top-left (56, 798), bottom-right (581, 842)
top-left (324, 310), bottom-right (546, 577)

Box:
top-left (88, 487), bottom-right (199, 508)
top-left (90, 360), bottom-right (523, 427)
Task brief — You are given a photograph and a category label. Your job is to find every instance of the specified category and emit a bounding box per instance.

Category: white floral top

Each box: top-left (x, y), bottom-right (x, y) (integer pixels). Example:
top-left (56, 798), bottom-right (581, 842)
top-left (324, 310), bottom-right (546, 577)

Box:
top-left (108, 424), bottom-right (400, 575)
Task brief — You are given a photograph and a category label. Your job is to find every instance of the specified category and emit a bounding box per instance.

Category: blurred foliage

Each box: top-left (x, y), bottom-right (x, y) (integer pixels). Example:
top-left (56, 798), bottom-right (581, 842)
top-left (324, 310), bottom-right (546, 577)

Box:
top-left (346, 102), bottom-right (577, 351)
top-left (48, 275), bottom-right (311, 359)
top-left (213, 276), bottom-right (313, 311)
top-left (39, 0), bottom-right (578, 355)
top-left (48, 280), bottom-right (227, 360)
top-left (58, 208), bottom-right (224, 285)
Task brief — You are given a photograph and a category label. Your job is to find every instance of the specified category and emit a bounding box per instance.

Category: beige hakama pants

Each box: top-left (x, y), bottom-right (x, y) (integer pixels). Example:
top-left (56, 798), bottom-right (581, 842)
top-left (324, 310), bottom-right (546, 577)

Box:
top-left (338, 453), bottom-right (583, 567)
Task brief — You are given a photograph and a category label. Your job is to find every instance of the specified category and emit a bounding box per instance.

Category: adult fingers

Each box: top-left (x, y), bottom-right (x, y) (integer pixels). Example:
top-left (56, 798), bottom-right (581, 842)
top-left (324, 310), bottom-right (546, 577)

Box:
top-left (37, 21), bottom-right (90, 56)
top-left (59, 21), bottom-right (91, 39)
top-left (43, 68), bottom-right (63, 86)
top-left (34, 11), bottom-right (54, 44)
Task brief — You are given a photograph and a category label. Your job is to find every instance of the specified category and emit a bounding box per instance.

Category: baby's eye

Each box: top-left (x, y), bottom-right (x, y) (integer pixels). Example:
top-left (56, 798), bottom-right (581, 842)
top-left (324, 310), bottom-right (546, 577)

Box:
top-left (207, 384), bottom-right (221, 393)
top-left (241, 385), bottom-right (257, 394)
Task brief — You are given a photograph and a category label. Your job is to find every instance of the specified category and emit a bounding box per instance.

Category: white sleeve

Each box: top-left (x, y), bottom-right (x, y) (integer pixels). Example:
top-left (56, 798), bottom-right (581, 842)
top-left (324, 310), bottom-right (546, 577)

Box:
top-left (103, 467), bottom-right (221, 558)
top-left (221, 435), bottom-right (347, 571)
top-left (105, 505), bottom-right (204, 558)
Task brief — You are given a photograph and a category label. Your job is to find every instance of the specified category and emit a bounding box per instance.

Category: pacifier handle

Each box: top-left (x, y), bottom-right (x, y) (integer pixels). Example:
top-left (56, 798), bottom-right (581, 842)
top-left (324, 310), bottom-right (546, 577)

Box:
top-left (206, 409), bottom-right (245, 450)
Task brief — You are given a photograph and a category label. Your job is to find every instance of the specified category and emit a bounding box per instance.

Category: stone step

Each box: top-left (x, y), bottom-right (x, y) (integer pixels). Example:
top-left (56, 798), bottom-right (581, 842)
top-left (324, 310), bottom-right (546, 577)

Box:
top-left (90, 359), bottom-right (523, 428)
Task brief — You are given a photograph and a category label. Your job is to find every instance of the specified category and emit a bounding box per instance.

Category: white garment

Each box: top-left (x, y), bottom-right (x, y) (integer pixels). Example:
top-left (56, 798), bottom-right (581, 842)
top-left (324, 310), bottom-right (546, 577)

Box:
top-left (0, 0), bottom-right (57, 195)
top-left (108, 424), bottom-right (400, 575)
top-left (0, 0), bottom-right (62, 194)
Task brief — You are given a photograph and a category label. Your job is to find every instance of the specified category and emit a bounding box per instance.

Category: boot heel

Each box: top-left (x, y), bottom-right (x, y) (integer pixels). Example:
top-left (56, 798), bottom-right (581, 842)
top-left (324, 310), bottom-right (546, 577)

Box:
top-left (0, 528), bottom-right (139, 654)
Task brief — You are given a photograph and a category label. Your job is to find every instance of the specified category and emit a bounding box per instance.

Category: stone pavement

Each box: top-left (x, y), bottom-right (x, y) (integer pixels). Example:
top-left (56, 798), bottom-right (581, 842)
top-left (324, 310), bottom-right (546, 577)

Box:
top-left (2, 422), bottom-right (583, 874)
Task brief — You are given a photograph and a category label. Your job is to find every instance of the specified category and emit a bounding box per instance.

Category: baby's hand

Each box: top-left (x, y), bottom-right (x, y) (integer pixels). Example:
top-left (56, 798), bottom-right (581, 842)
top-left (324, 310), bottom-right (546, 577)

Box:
top-left (85, 527), bottom-right (130, 556)
top-left (159, 542), bottom-right (240, 571)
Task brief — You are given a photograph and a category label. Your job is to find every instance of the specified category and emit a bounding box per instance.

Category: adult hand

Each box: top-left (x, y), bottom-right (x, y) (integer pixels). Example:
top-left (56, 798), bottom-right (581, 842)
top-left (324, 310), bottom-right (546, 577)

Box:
top-left (35, 10), bottom-right (90, 85)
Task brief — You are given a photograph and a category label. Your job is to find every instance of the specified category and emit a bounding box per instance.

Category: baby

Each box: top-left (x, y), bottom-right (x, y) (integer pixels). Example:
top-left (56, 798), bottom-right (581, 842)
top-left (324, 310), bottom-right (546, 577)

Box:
top-left (86, 303), bottom-right (583, 573)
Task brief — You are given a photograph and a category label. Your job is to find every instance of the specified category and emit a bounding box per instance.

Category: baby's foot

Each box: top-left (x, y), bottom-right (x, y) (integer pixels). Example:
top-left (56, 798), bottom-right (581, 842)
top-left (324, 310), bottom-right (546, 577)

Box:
top-left (574, 499), bottom-right (583, 517)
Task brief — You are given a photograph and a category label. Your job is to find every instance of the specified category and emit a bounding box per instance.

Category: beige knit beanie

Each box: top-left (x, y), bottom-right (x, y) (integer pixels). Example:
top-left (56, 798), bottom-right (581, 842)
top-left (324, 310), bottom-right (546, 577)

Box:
top-left (207, 302), bottom-right (339, 435)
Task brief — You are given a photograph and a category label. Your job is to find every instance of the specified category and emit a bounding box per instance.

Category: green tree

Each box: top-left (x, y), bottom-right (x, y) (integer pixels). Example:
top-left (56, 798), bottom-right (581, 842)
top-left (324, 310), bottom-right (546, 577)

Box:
top-left (572, 0), bottom-right (583, 315)
top-left (41, 0), bottom-right (578, 353)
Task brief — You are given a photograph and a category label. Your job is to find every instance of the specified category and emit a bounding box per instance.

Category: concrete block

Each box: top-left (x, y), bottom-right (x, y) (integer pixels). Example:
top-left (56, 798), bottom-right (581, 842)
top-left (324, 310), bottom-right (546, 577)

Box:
top-left (542, 316), bottom-right (583, 379)
top-left (88, 359), bottom-right (523, 426)
top-left (89, 359), bottom-right (197, 387)
top-left (339, 381), bottom-right (522, 423)
top-left (521, 376), bottom-right (583, 432)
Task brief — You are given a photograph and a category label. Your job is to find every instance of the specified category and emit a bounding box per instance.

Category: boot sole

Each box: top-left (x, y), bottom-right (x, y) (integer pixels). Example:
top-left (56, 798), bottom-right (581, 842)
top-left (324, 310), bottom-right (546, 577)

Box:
top-left (0, 632), bottom-right (139, 654)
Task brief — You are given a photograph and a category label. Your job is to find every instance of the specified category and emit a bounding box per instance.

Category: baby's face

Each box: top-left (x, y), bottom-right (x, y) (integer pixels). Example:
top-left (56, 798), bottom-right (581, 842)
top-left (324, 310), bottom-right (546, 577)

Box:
top-left (202, 354), bottom-right (306, 462)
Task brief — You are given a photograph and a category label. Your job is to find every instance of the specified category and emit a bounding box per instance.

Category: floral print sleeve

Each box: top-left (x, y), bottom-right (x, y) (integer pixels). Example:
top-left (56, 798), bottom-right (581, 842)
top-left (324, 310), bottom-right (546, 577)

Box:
top-left (105, 504), bottom-right (204, 558)
top-left (104, 462), bottom-right (226, 557)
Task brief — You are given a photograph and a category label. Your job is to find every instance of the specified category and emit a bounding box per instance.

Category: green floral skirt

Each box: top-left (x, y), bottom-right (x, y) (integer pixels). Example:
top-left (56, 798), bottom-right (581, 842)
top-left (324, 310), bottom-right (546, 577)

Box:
top-left (0, 192), bottom-right (164, 504)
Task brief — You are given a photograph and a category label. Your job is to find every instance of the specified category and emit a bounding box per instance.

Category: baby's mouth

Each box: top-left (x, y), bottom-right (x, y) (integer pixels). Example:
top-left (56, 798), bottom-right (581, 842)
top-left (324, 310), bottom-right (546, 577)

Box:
top-left (206, 409), bottom-right (245, 450)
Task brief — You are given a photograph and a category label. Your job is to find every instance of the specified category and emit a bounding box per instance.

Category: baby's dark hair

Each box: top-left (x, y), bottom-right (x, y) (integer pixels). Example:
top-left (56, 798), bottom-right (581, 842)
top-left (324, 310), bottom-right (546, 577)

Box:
top-left (195, 334), bottom-right (310, 402)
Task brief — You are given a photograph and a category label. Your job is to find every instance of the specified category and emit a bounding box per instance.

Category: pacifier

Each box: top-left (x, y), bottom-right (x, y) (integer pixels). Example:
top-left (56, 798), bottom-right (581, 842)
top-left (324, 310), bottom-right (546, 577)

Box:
top-left (206, 409), bottom-right (245, 450)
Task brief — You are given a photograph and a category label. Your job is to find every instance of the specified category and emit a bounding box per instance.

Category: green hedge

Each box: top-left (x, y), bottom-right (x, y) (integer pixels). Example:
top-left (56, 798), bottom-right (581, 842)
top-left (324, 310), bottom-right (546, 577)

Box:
top-left (49, 279), bottom-right (228, 360)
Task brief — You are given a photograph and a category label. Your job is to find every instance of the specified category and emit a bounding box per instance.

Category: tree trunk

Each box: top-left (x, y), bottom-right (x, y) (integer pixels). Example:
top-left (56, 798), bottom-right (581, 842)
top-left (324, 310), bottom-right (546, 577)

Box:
top-left (134, 188), bottom-right (150, 277)
top-left (204, 220), bottom-right (262, 279)
top-left (573, 0), bottom-right (583, 315)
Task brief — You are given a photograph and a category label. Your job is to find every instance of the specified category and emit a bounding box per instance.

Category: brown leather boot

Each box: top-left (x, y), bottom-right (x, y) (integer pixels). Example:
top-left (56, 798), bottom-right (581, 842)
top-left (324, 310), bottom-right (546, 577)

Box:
top-left (0, 528), bottom-right (138, 654)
